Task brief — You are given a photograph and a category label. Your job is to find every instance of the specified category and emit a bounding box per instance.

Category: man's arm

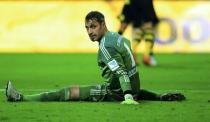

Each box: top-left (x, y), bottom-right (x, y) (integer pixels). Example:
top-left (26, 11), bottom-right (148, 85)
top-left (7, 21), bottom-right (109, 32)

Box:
top-left (99, 45), bottom-right (138, 104)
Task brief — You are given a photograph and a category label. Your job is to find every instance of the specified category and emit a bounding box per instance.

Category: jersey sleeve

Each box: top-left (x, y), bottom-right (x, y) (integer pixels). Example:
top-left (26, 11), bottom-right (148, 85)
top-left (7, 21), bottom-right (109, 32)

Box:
top-left (99, 45), bottom-right (132, 94)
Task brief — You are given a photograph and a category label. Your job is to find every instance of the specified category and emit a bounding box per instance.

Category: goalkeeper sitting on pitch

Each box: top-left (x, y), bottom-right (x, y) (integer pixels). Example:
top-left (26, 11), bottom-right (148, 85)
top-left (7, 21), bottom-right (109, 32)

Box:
top-left (6, 11), bottom-right (185, 104)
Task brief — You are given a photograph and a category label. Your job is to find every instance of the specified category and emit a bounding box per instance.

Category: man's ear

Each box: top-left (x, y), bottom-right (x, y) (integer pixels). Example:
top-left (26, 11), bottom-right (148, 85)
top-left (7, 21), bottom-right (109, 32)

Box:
top-left (102, 21), bottom-right (106, 27)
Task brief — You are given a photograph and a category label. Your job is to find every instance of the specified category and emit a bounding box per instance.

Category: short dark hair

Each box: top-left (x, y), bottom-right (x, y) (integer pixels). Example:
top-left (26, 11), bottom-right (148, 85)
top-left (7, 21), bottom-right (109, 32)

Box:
top-left (85, 11), bottom-right (105, 23)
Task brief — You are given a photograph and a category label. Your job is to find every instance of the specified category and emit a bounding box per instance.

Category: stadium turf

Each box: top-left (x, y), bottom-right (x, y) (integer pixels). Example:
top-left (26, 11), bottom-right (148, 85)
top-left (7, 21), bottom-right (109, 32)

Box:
top-left (0, 53), bottom-right (210, 122)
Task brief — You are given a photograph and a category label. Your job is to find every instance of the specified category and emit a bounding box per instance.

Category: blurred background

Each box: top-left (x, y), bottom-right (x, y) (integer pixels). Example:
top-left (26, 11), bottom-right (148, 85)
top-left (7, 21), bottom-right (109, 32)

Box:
top-left (0, 0), bottom-right (210, 53)
top-left (1, 1), bottom-right (210, 121)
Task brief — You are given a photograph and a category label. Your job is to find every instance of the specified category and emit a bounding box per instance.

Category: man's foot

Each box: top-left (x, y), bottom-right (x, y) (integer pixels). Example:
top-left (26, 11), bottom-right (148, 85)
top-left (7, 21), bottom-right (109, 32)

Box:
top-left (160, 93), bottom-right (186, 101)
top-left (150, 55), bottom-right (157, 66)
top-left (143, 55), bottom-right (157, 66)
top-left (6, 81), bottom-right (23, 102)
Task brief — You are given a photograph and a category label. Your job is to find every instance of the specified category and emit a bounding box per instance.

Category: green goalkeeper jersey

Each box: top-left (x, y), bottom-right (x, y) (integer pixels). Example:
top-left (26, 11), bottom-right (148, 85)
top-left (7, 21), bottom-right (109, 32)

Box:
top-left (98, 31), bottom-right (140, 94)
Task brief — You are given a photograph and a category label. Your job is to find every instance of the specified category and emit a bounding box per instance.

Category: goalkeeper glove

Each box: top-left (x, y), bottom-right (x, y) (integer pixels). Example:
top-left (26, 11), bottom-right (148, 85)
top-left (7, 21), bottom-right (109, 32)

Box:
top-left (121, 94), bottom-right (139, 105)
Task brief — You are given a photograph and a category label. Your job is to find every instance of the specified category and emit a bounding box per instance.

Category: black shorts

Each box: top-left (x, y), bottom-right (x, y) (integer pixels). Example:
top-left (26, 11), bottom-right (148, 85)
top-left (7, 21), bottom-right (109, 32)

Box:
top-left (120, 0), bottom-right (159, 27)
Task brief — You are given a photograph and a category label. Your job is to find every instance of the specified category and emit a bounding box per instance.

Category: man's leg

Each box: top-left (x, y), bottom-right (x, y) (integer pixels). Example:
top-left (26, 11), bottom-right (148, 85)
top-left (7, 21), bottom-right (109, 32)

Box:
top-left (23, 87), bottom-right (70, 101)
top-left (131, 27), bottom-right (143, 65)
top-left (142, 22), bottom-right (157, 66)
top-left (138, 89), bottom-right (186, 101)
top-left (24, 85), bottom-right (106, 101)
top-left (6, 81), bottom-right (107, 102)
top-left (138, 89), bottom-right (160, 100)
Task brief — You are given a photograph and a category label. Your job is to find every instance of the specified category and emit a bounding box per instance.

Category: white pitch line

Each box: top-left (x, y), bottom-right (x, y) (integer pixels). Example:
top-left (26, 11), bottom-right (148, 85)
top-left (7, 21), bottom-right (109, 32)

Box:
top-left (0, 89), bottom-right (210, 93)
top-left (0, 89), bottom-right (52, 92)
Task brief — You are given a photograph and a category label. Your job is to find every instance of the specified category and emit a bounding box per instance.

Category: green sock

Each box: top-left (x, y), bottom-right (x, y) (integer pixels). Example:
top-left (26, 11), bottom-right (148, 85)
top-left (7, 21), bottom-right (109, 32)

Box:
top-left (23, 87), bottom-right (70, 101)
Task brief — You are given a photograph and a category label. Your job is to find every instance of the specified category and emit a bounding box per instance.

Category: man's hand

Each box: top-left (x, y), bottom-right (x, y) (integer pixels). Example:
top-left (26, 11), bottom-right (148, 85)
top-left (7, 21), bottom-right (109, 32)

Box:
top-left (121, 94), bottom-right (139, 105)
top-left (121, 99), bottom-right (139, 104)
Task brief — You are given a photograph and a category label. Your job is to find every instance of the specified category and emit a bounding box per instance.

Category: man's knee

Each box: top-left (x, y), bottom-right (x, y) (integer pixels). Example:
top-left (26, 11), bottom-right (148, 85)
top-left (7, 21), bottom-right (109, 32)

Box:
top-left (132, 28), bottom-right (143, 42)
top-left (69, 86), bottom-right (80, 100)
top-left (140, 22), bottom-right (155, 41)
top-left (144, 29), bottom-right (155, 42)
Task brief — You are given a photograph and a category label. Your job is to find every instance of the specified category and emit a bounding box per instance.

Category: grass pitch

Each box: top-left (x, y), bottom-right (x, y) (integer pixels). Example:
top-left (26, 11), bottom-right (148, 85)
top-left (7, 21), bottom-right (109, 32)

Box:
top-left (0, 53), bottom-right (210, 122)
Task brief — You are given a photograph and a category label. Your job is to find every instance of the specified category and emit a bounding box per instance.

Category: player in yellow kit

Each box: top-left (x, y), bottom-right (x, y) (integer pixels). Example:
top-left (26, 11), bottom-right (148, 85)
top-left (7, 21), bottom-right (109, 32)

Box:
top-left (118, 0), bottom-right (159, 66)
